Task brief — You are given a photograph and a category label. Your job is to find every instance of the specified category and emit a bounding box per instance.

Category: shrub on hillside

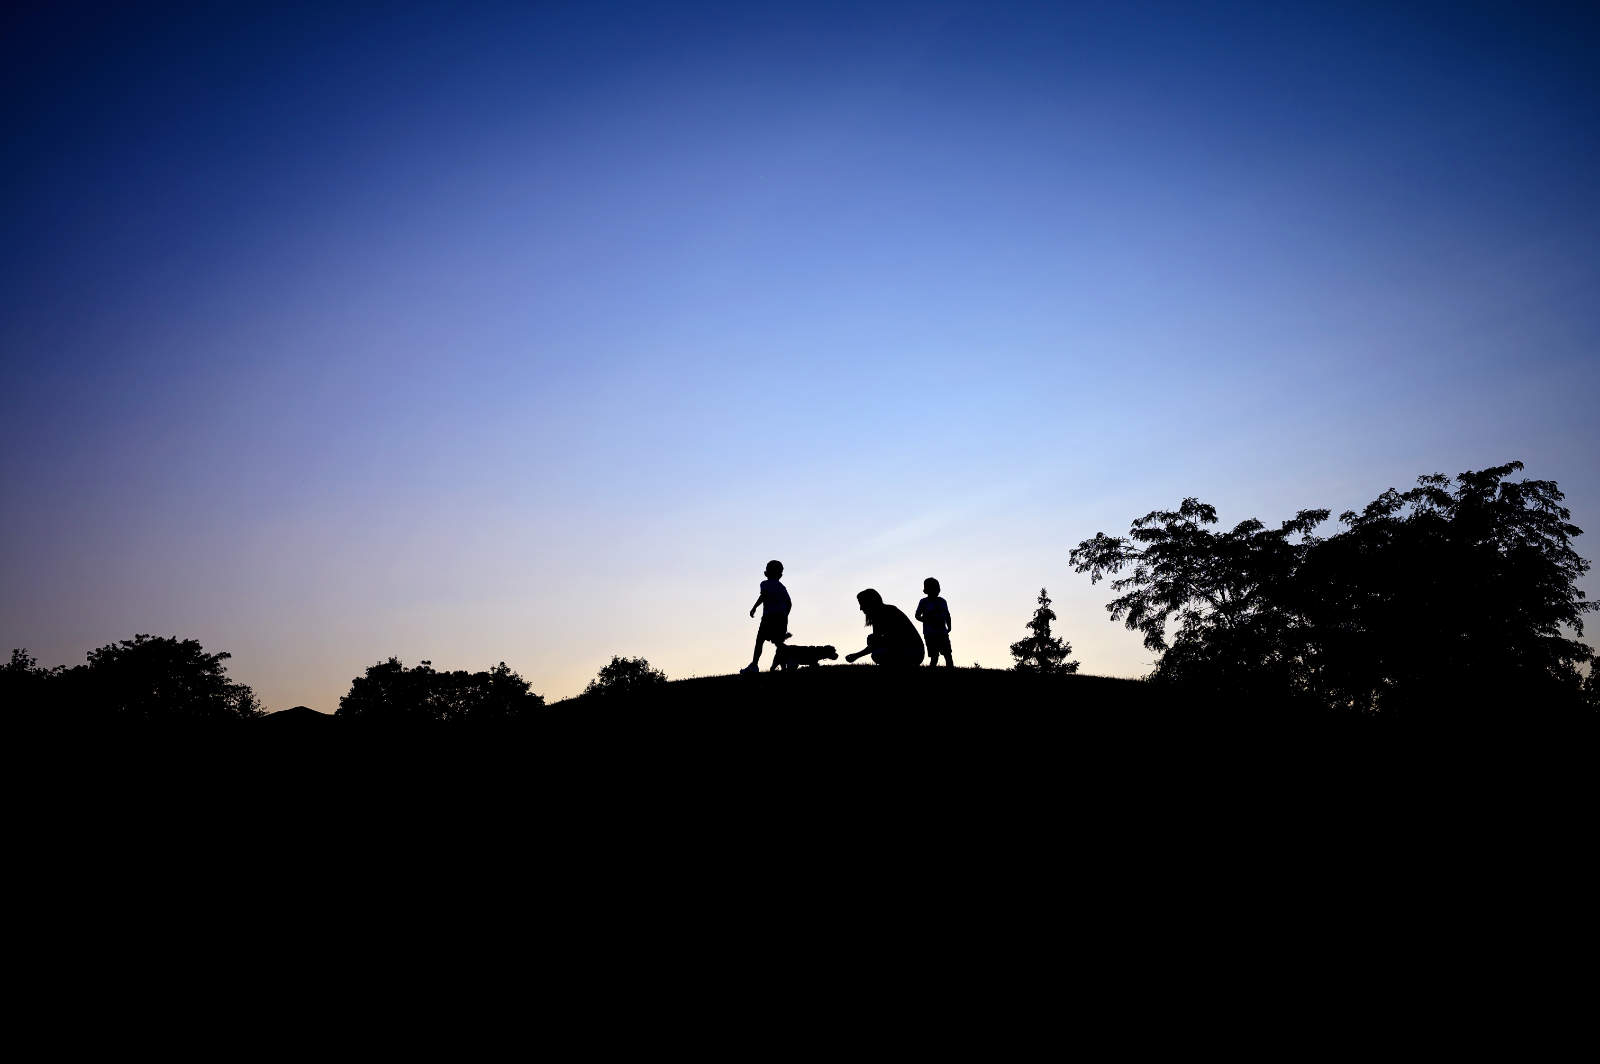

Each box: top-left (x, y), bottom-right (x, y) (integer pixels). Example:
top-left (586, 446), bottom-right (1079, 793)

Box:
top-left (582, 656), bottom-right (666, 700)
top-left (337, 658), bottom-right (545, 723)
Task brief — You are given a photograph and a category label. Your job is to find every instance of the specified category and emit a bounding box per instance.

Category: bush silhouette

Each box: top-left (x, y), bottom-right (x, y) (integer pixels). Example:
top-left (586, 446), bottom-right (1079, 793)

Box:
top-left (337, 658), bottom-right (545, 723)
top-left (1070, 461), bottom-right (1595, 713)
top-left (583, 656), bottom-right (667, 700)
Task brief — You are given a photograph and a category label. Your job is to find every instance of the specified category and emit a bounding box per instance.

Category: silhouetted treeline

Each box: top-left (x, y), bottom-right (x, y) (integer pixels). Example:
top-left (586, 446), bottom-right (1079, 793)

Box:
top-left (329, 654), bottom-right (664, 722)
top-left (337, 658), bottom-right (545, 723)
top-left (3, 635), bottom-right (262, 724)
top-left (1071, 462), bottom-right (1599, 715)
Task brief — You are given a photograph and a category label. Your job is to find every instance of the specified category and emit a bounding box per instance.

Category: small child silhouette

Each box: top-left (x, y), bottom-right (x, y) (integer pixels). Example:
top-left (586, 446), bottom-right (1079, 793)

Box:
top-left (915, 577), bottom-right (953, 667)
top-left (743, 559), bottom-right (791, 674)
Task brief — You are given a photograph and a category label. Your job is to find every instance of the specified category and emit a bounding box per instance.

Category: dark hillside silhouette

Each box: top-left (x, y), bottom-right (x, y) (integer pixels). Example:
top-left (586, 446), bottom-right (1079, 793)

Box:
top-left (24, 654), bottom-right (1600, 866)
top-left (259, 705), bottom-right (332, 724)
top-left (547, 667), bottom-right (1155, 737)
top-left (1070, 461), bottom-right (1595, 715)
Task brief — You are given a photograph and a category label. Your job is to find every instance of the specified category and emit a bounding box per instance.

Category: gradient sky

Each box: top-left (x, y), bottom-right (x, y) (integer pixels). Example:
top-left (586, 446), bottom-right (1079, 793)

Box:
top-left (3, 1), bottom-right (1596, 708)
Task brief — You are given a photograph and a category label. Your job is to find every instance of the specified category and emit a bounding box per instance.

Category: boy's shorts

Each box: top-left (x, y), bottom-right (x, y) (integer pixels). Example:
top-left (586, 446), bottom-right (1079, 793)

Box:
top-left (924, 628), bottom-right (951, 655)
top-left (758, 614), bottom-right (790, 643)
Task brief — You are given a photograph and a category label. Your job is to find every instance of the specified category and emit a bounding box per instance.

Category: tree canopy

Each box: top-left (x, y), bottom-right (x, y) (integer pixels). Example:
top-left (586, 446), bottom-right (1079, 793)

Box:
top-left (4, 635), bottom-right (263, 722)
top-left (1070, 462), bottom-right (1594, 714)
top-left (337, 658), bottom-right (545, 723)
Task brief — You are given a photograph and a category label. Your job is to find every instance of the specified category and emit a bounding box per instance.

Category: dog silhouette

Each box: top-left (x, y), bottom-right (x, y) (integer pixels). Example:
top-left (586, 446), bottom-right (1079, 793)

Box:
top-left (772, 644), bottom-right (838, 670)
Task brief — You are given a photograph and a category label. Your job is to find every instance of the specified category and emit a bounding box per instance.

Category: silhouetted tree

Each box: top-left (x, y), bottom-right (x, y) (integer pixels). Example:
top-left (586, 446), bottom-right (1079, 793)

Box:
top-left (5, 648), bottom-right (43, 674)
top-left (337, 658), bottom-right (545, 723)
top-left (1009, 589), bottom-right (1079, 674)
top-left (583, 656), bottom-right (667, 699)
top-left (1301, 463), bottom-right (1594, 712)
top-left (1069, 499), bottom-right (1326, 703)
top-left (57, 635), bottom-right (264, 722)
top-left (3, 648), bottom-right (63, 713)
top-left (1070, 462), bottom-right (1595, 714)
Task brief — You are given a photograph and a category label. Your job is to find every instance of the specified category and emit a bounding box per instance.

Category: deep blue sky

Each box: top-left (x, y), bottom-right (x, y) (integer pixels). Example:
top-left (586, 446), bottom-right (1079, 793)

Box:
top-left (3, 1), bottom-right (1596, 706)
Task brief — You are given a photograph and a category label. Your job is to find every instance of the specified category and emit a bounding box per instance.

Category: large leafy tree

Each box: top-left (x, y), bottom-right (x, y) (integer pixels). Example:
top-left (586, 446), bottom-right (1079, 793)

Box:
top-left (72, 634), bottom-right (263, 721)
top-left (1069, 500), bottom-right (1327, 700)
top-left (1298, 462), bottom-right (1593, 712)
top-left (1069, 462), bottom-right (1593, 713)
top-left (1009, 588), bottom-right (1079, 673)
top-left (337, 658), bottom-right (545, 722)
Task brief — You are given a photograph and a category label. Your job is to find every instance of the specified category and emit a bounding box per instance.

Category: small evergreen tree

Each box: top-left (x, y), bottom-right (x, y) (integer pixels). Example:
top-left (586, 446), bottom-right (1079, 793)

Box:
top-left (1010, 588), bottom-right (1079, 673)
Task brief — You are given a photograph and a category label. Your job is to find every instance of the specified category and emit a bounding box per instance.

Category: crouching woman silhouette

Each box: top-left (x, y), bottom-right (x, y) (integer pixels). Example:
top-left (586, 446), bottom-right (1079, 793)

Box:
top-left (844, 589), bottom-right (925, 668)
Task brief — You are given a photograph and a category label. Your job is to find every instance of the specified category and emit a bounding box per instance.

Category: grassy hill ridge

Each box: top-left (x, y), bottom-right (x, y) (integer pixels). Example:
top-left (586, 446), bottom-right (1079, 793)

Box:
top-left (546, 666), bottom-right (1152, 718)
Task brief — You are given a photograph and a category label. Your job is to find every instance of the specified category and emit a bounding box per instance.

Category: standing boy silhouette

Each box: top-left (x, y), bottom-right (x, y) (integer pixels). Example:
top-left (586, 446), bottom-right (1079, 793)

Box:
top-left (915, 577), bottom-right (953, 667)
top-left (743, 560), bottom-right (791, 674)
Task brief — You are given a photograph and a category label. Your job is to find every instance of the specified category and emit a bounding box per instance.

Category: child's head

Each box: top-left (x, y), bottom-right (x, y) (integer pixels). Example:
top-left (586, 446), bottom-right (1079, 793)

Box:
top-left (923, 577), bottom-right (941, 597)
top-left (765, 559), bottom-right (784, 579)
